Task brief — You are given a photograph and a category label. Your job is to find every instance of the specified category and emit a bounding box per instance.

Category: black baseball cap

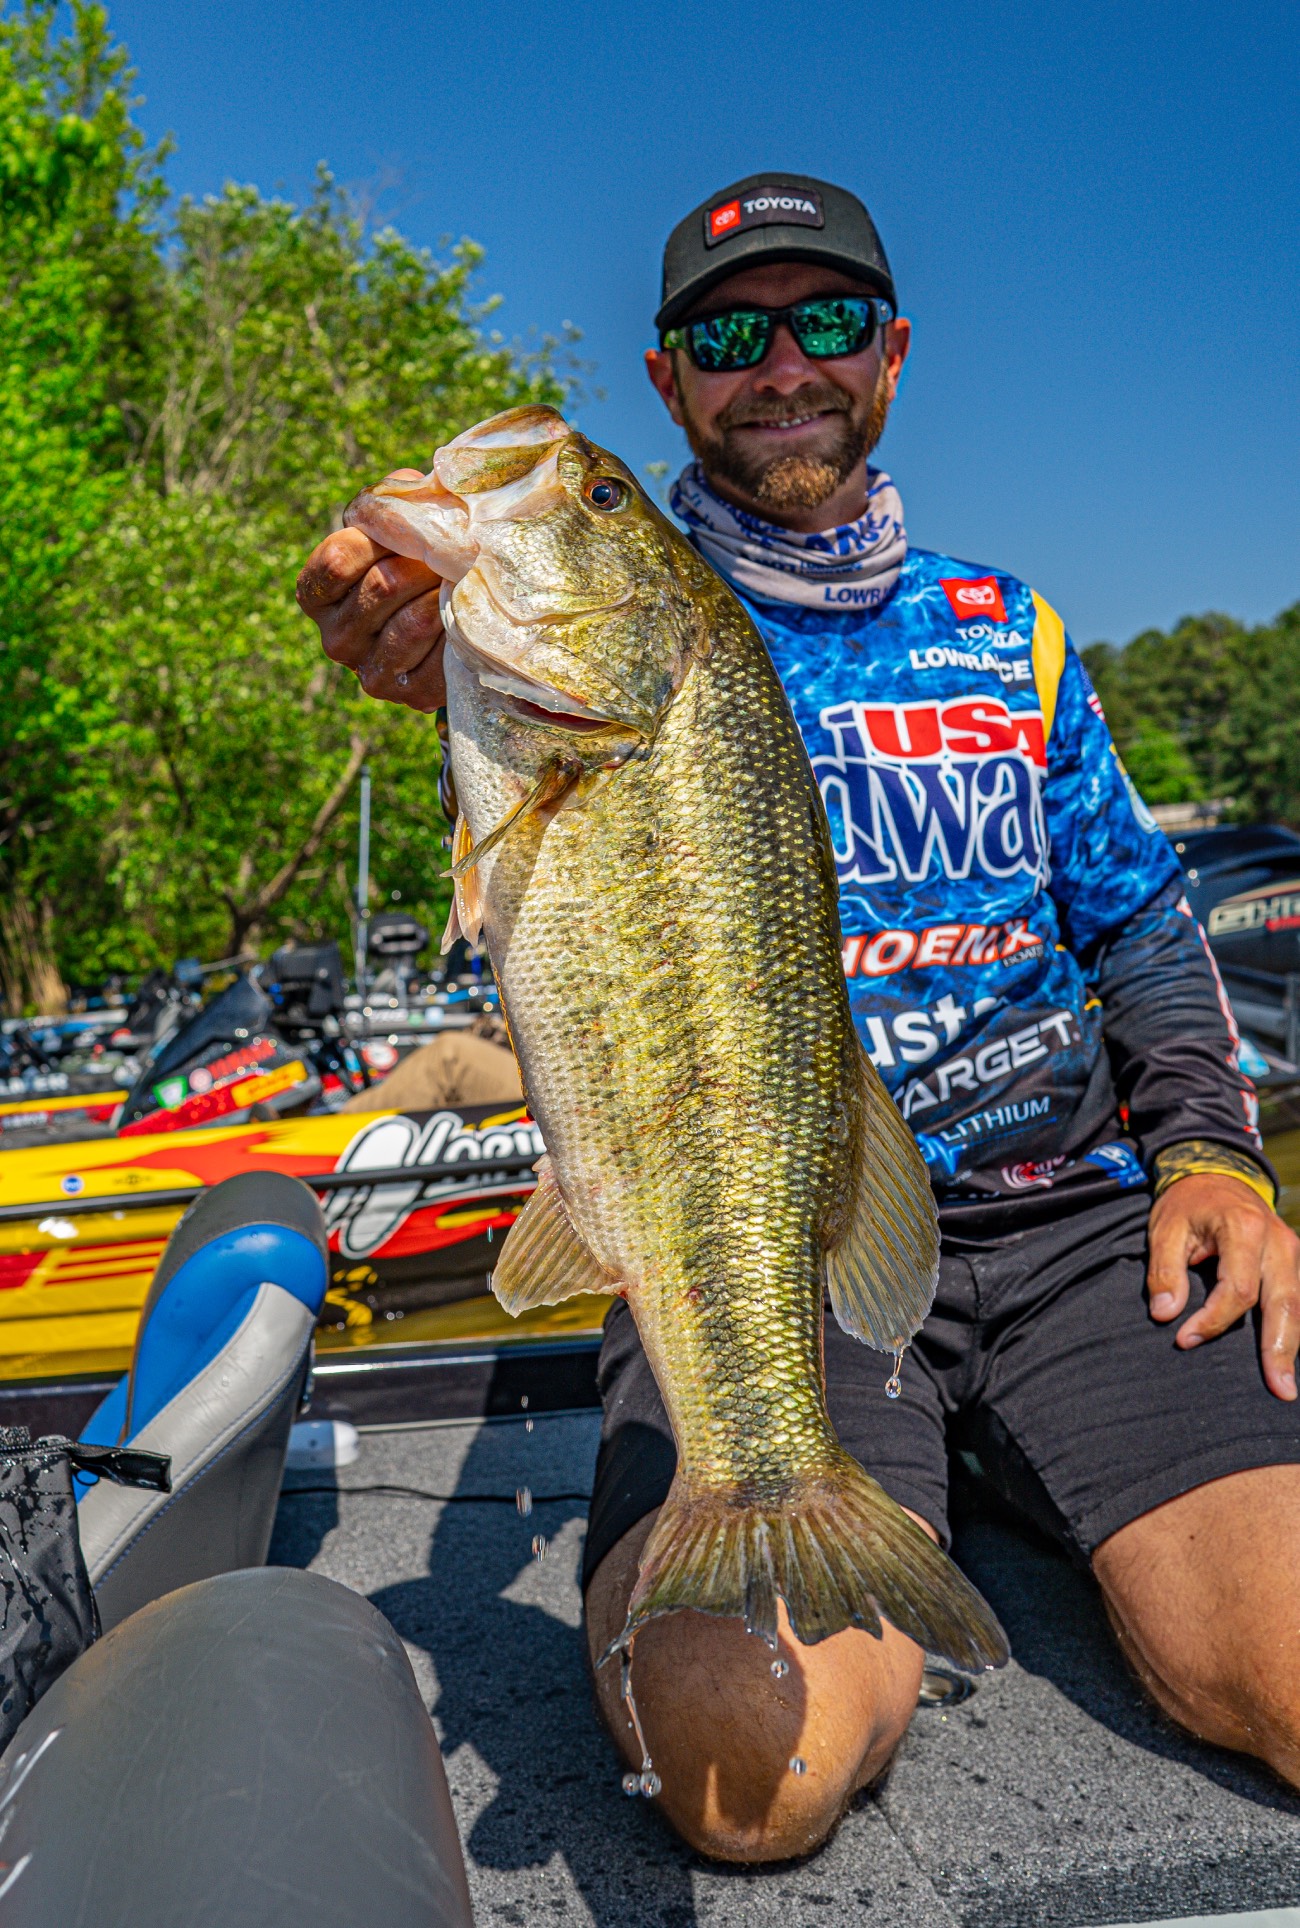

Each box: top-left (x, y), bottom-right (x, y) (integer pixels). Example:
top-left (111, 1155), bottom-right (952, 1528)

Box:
top-left (656, 171), bottom-right (895, 335)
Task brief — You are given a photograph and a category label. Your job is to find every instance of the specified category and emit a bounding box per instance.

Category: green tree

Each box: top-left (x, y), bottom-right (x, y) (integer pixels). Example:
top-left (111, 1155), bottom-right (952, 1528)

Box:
top-left (1120, 724), bottom-right (1204, 805)
top-left (1084, 604), bottom-right (1300, 826)
top-left (1082, 612), bottom-right (1241, 792)
top-left (1210, 604), bottom-right (1300, 827)
top-left (45, 173), bottom-right (568, 981)
top-left (0, 0), bottom-right (161, 1005)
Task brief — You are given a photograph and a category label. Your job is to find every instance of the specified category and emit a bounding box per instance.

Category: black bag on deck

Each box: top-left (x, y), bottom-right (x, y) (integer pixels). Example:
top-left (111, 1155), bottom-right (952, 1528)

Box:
top-left (0, 1425), bottom-right (170, 1751)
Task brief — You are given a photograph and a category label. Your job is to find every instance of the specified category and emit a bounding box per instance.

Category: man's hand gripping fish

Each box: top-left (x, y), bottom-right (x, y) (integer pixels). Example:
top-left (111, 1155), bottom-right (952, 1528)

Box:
top-left (346, 406), bottom-right (1008, 1674)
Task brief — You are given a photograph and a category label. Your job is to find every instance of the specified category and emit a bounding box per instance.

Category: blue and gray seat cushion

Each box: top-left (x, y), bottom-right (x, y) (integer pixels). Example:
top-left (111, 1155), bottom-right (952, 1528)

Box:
top-left (75, 1173), bottom-right (329, 1600)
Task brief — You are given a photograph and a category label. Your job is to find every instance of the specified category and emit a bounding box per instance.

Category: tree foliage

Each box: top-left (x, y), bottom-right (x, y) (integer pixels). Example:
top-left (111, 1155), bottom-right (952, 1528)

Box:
top-left (1083, 604), bottom-right (1300, 827)
top-left (0, 2), bottom-right (568, 1006)
top-left (0, 0), bottom-right (160, 1001)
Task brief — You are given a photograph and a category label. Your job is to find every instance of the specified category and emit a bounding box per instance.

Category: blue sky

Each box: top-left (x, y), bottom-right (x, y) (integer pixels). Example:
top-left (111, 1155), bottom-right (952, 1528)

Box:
top-left (108, 0), bottom-right (1298, 645)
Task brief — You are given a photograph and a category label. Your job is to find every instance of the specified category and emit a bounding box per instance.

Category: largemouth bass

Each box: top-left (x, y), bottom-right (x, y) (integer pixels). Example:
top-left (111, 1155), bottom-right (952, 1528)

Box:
top-left (346, 406), bottom-right (1007, 1673)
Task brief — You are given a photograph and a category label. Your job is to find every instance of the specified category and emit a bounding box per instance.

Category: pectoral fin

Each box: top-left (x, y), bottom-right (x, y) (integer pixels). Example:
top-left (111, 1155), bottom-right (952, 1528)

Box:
top-left (825, 1043), bottom-right (939, 1351)
top-left (491, 1156), bottom-right (621, 1314)
top-left (449, 759), bottom-right (578, 880)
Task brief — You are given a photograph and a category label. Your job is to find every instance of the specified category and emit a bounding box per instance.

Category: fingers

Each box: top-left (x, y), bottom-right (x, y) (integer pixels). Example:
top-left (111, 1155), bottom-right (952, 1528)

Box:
top-left (1148, 1175), bottom-right (1300, 1399)
top-left (1176, 1210), bottom-right (1267, 1350)
top-left (1256, 1222), bottom-right (1300, 1399)
top-left (1146, 1198), bottom-right (1192, 1322)
top-left (296, 527), bottom-right (391, 624)
top-left (296, 528), bottom-right (445, 712)
top-left (318, 551), bottom-right (443, 671)
top-left (356, 590), bottom-right (447, 710)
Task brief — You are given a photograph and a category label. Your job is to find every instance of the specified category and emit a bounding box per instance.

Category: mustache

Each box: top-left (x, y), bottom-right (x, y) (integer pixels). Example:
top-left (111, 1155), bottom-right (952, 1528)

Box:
top-left (715, 384), bottom-right (853, 432)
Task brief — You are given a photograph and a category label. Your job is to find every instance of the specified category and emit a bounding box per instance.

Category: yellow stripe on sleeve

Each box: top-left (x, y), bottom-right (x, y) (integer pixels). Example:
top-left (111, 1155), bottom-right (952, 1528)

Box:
top-left (1030, 591), bottom-right (1068, 744)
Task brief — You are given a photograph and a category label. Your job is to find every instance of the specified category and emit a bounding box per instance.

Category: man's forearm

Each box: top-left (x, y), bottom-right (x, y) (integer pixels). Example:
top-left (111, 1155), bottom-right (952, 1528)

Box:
top-left (1088, 877), bottom-right (1274, 1180)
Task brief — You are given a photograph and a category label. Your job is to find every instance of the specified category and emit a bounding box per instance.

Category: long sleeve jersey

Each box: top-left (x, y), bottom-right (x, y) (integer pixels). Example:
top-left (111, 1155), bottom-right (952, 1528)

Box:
top-left (728, 547), bottom-right (1265, 1206)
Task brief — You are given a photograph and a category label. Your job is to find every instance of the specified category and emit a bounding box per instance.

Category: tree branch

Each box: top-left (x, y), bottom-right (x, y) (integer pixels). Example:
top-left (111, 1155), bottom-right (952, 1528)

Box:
top-left (231, 731), bottom-right (371, 946)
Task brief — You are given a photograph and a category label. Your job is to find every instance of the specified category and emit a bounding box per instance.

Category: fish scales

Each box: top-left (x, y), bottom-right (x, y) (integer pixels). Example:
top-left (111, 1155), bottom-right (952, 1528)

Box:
top-left (345, 404), bottom-right (1008, 1672)
top-left (481, 620), bottom-right (842, 1493)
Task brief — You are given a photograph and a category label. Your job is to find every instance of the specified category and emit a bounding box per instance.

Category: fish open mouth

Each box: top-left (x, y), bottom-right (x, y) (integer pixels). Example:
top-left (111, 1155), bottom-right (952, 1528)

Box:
top-left (492, 686), bottom-right (616, 734)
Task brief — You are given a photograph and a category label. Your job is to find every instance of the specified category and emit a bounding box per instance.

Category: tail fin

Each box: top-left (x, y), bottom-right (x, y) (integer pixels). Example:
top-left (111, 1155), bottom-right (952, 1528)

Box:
top-left (606, 1455), bottom-right (1007, 1673)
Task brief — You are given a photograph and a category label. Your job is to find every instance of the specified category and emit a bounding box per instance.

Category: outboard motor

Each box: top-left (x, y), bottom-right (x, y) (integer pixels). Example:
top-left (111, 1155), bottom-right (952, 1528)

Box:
top-left (117, 971), bottom-right (321, 1133)
top-left (266, 939), bottom-right (349, 1030)
top-left (1174, 824), bottom-right (1300, 1063)
top-left (367, 910), bottom-right (431, 1005)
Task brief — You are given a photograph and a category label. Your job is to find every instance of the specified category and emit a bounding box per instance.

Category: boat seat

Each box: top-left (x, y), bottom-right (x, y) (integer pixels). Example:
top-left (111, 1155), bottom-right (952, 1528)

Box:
top-left (76, 1171), bottom-right (328, 1630)
top-left (0, 1566), bottom-right (474, 1927)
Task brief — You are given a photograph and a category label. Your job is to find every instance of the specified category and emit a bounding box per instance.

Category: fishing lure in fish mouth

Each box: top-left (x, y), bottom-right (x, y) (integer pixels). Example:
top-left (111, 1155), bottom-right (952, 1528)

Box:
top-left (347, 404), bottom-right (1010, 1678)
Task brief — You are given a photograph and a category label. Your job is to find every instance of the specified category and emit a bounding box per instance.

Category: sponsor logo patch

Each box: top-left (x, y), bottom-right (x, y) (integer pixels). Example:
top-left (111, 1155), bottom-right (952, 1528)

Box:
top-left (896, 1009), bottom-right (1077, 1119)
top-left (708, 199), bottom-right (741, 241)
top-left (842, 919), bottom-right (1046, 978)
top-left (1084, 1141), bottom-right (1148, 1188)
top-left (325, 1109), bottom-right (546, 1258)
top-left (815, 694), bottom-right (1049, 890)
top-left (941, 576), bottom-right (1008, 624)
top-left (1002, 1155), bottom-right (1066, 1191)
top-left (704, 185), bottom-right (825, 247)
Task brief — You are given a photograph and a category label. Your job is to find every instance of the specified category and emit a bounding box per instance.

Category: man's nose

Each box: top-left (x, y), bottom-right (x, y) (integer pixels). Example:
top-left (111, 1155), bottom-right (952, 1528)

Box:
top-left (752, 322), bottom-right (821, 392)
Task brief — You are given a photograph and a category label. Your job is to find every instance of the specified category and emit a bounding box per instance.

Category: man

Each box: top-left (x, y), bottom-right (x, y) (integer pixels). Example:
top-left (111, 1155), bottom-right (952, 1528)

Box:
top-left (298, 172), bottom-right (1300, 1864)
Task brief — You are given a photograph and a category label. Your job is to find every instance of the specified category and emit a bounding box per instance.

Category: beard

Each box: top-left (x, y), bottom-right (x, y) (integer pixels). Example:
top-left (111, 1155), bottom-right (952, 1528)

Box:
top-left (676, 364), bottom-right (893, 515)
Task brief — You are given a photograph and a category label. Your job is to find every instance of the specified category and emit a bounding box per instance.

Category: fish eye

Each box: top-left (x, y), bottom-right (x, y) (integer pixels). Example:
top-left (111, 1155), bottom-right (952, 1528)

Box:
top-left (584, 476), bottom-right (628, 512)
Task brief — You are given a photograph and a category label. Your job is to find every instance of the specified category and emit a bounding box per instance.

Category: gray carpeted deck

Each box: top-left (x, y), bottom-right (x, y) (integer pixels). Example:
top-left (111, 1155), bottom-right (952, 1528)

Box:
top-left (269, 1413), bottom-right (1300, 1927)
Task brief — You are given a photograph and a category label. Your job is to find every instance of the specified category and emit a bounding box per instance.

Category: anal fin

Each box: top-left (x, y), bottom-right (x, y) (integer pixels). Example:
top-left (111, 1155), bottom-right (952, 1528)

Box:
top-left (825, 1042), bottom-right (939, 1351)
top-left (440, 814), bottom-right (483, 951)
top-left (492, 1155), bottom-right (621, 1314)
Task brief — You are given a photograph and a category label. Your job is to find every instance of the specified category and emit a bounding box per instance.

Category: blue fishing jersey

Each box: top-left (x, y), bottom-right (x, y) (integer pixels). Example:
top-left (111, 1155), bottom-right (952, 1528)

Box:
top-left (730, 549), bottom-right (1264, 1203)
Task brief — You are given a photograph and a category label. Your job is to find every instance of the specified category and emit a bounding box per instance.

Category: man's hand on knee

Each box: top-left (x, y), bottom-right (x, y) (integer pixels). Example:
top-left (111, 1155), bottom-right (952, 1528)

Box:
top-left (296, 483), bottom-right (446, 712)
top-left (1147, 1173), bottom-right (1300, 1400)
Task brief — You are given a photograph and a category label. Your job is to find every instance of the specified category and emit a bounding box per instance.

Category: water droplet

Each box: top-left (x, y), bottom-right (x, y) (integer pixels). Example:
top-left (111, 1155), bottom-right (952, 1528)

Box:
top-left (885, 1375), bottom-right (902, 1400)
top-left (622, 1772), bottom-right (640, 1796)
top-left (531, 1534), bottom-right (548, 1560)
top-left (639, 1769), bottom-right (662, 1798)
top-left (524, 1417), bottom-right (534, 1434)
top-left (520, 1395), bottom-right (530, 1410)
top-left (770, 1657), bottom-right (789, 1678)
top-left (516, 1487), bottom-right (532, 1516)
top-left (789, 1756), bottom-right (807, 1776)
top-left (396, 671), bottom-right (409, 687)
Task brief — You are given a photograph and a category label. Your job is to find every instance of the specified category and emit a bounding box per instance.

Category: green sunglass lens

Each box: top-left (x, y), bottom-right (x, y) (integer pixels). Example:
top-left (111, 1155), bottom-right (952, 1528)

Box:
top-left (688, 310), bottom-right (771, 370)
top-left (791, 299), bottom-right (875, 358)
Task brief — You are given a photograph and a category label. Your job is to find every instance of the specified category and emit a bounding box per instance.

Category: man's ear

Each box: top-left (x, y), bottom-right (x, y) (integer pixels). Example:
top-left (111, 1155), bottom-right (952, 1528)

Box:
top-left (881, 318), bottom-right (912, 402)
top-left (645, 347), bottom-right (686, 427)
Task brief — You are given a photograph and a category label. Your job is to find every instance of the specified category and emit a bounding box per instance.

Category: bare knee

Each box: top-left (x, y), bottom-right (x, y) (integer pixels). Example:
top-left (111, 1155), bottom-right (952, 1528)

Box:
top-left (1095, 1469), bottom-right (1300, 1785)
top-left (585, 1514), bottom-right (925, 1863)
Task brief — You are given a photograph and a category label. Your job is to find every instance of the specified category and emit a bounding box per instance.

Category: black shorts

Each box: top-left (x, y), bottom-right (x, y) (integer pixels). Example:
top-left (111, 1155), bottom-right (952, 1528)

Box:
top-left (581, 1186), bottom-right (1300, 1589)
